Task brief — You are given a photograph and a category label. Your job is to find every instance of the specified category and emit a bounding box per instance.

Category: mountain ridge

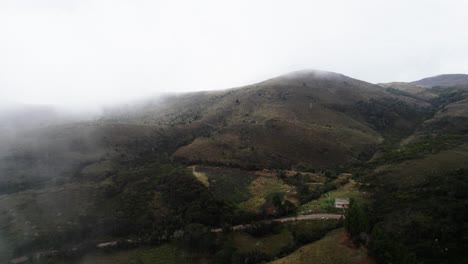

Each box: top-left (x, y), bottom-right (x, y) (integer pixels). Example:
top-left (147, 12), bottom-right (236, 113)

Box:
top-left (411, 73), bottom-right (468, 87)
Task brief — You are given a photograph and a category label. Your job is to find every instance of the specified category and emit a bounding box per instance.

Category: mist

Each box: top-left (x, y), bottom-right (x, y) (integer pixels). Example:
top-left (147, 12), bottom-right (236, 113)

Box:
top-left (1, 0), bottom-right (468, 110)
top-left (2, 1), bottom-right (468, 263)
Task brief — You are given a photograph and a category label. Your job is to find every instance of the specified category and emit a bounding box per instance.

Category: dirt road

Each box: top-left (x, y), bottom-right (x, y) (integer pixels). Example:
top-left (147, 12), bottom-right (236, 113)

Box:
top-left (211, 213), bottom-right (343, 233)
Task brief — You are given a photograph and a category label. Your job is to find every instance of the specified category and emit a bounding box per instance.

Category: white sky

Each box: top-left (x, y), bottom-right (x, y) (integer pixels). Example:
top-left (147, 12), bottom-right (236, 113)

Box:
top-left (1, 0), bottom-right (468, 108)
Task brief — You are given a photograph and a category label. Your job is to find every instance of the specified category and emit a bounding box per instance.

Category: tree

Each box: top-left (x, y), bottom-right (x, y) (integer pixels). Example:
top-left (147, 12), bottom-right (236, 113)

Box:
top-left (345, 200), bottom-right (369, 241)
top-left (272, 193), bottom-right (283, 210)
top-left (281, 200), bottom-right (296, 216)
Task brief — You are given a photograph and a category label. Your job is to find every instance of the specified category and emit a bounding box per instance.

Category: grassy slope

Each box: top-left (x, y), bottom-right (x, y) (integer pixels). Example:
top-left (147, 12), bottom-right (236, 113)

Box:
top-left (378, 82), bottom-right (437, 101)
top-left (365, 144), bottom-right (468, 263)
top-left (105, 70), bottom-right (429, 170)
top-left (227, 219), bottom-right (340, 260)
top-left (0, 183), bottom-right (114, 261)
top-left (232, 229), bottom-right (294, 257)
top-left (361, 86), bottom-right (468, 263)
top-left (372, 143), bottom-right (468, 187)
top-left (270, 228), bottom-right (370, 264)
top-left (195, 166), bottom-right (257, 204)
top-left (171, 81), bottom-right (415, 169)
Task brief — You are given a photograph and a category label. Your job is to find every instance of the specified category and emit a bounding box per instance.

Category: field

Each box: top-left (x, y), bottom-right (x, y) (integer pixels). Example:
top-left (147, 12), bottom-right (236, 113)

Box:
top-left (231, 229), bottom-right (294, 256)
top-left (240, 176), bottom-right (290, 213)
top-left (298, 180), bottom-right (364, 214)
top-left (270, 228), bottom-right (372, 264)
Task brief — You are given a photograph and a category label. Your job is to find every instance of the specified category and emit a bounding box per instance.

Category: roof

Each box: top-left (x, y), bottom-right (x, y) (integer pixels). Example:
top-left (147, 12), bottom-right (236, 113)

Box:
top-left (335, 198), bottom-right (350, 204)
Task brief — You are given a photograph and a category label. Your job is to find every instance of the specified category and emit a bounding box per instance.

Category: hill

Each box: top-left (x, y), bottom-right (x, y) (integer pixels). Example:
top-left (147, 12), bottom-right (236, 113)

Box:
top-left (411, 74), bottom-right (468, 87)
top-left (104, 70), bottom-right (430, 169)
top-left (359, 85), bottom-right (468, 263)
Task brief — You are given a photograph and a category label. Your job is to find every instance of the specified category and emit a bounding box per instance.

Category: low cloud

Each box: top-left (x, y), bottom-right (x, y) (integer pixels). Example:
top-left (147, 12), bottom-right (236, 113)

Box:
top-left (1, 0), bottom-right (467, 109)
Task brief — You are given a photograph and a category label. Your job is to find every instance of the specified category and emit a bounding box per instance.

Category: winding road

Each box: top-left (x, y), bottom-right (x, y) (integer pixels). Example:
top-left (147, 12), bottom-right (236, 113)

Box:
top-left (211, 213), bottom-right (343, 233)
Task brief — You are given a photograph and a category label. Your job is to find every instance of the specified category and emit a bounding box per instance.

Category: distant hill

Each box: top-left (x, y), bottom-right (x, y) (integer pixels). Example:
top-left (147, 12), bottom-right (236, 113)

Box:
top-left (411, 74), bottom-right (468, 87)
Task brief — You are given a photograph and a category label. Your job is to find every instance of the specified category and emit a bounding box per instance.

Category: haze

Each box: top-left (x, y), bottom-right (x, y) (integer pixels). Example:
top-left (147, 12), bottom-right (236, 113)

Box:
top-left (1, 0), bottom-right (467, 109)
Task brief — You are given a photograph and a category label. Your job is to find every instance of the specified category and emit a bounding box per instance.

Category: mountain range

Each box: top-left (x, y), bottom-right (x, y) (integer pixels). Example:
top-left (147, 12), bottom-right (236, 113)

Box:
top-left (1, 70), bottom-right (467, 264)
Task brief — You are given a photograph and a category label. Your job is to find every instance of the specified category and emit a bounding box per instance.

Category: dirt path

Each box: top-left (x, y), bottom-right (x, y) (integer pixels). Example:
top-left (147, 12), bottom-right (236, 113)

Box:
top-left (211, 213), bottom-right (343, 233)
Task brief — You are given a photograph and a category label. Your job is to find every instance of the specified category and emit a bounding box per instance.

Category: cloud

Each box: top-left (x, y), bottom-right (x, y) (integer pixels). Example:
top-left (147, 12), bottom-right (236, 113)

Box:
top-left (1, 0), bottom-right (467, 108)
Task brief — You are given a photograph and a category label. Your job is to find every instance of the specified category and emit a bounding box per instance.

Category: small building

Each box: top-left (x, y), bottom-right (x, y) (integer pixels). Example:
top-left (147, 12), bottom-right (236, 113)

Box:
top-left (334, 198), bottom-right (350, 209)
top-left (10, 256), bottom-right (29, 264)
top-left (97, 241), bottom-right (118, 249)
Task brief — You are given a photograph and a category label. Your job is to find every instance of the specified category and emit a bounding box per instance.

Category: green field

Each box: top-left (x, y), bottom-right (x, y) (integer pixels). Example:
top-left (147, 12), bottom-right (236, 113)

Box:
top-left (298, 180), bottom-right (364, 214)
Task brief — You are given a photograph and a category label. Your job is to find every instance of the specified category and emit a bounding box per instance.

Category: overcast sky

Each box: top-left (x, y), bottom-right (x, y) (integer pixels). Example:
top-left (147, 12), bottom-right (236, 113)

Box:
top-left (1, 0), bottom-right (467, 109)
